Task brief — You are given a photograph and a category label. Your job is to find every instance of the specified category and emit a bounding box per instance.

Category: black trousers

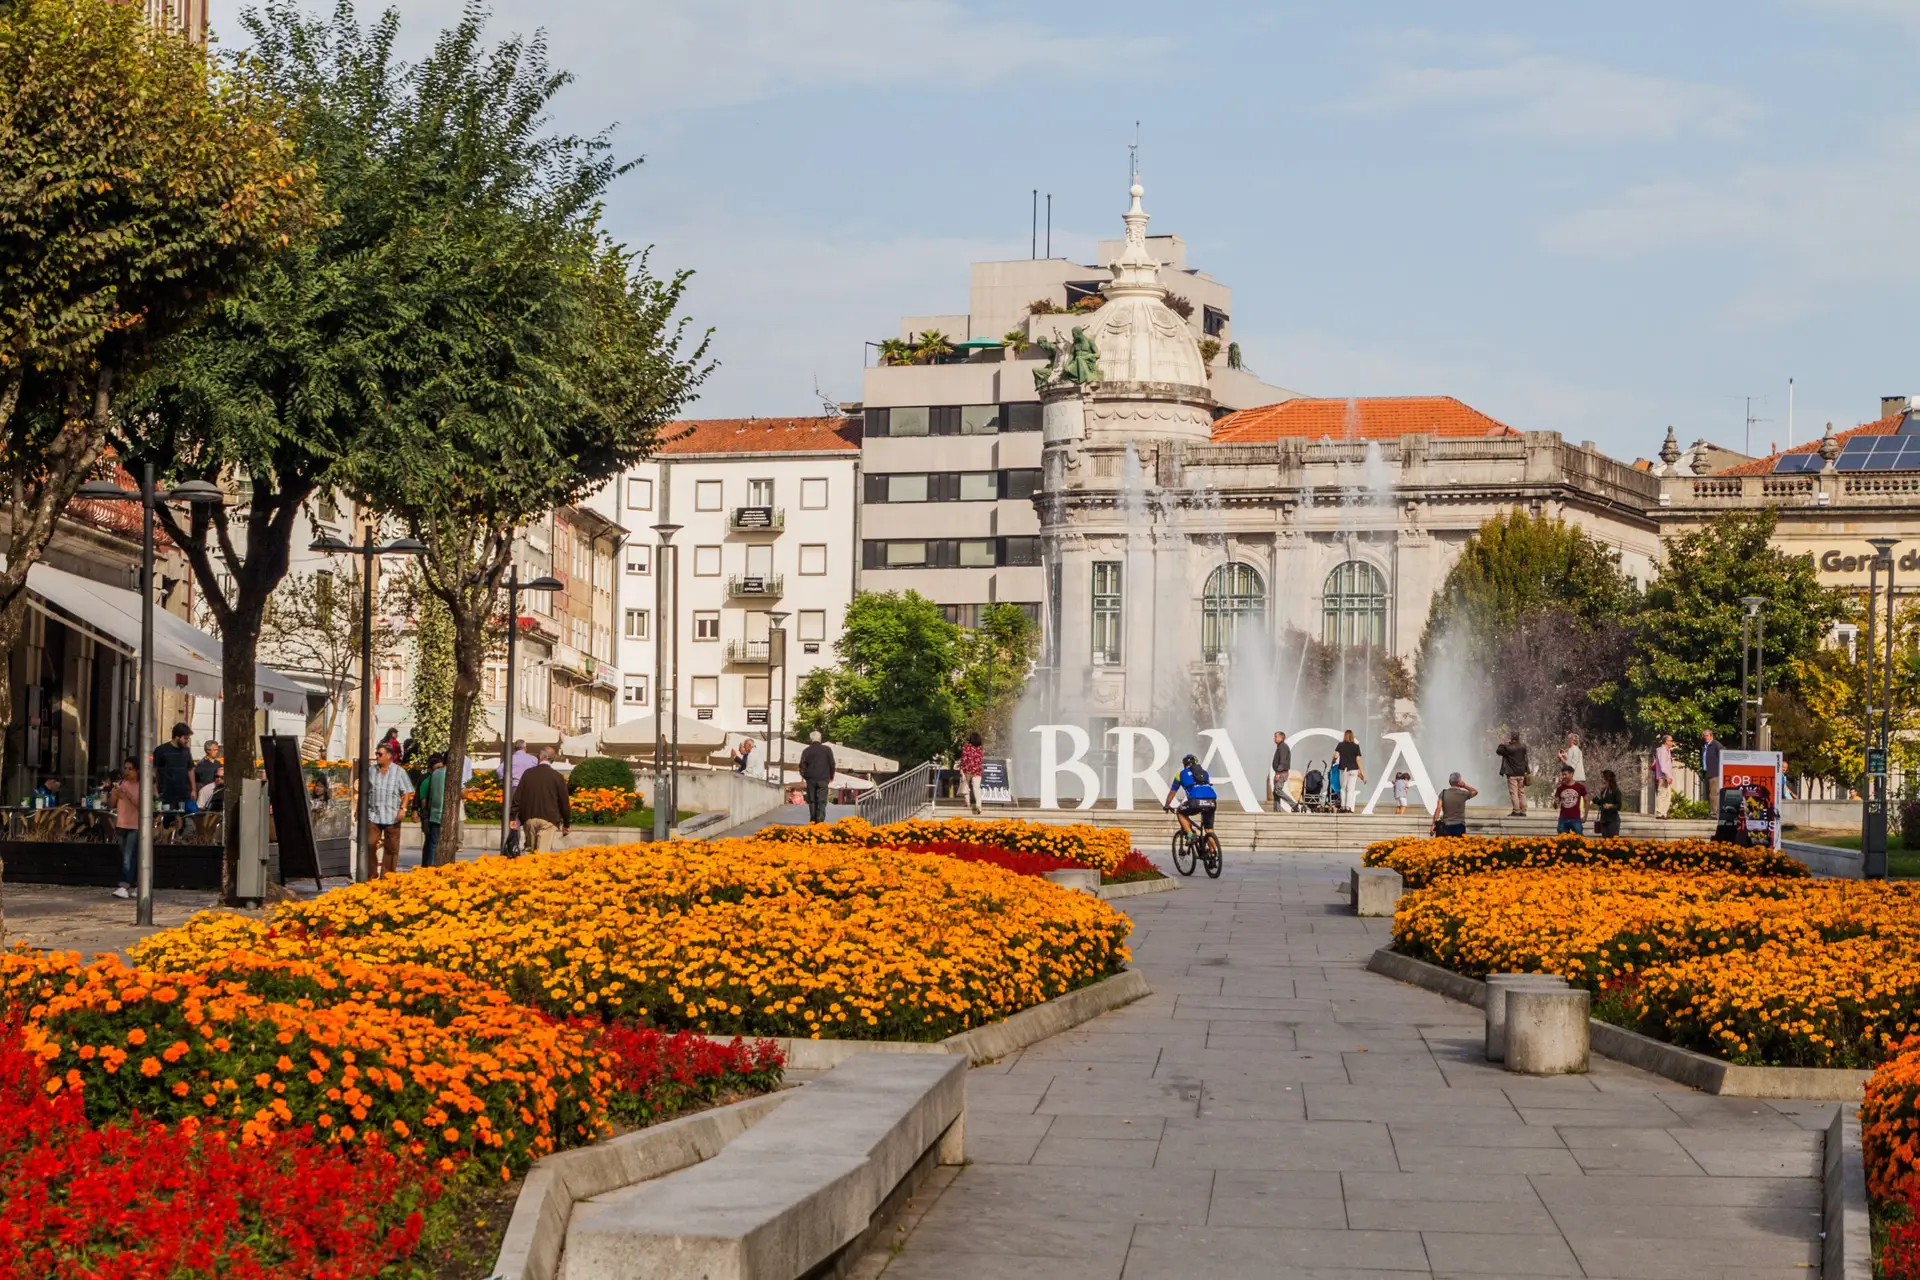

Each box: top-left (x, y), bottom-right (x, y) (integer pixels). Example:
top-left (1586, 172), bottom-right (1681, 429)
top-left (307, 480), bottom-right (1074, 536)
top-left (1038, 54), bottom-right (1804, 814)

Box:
top-left (805, 779), bottom-right (829, 823)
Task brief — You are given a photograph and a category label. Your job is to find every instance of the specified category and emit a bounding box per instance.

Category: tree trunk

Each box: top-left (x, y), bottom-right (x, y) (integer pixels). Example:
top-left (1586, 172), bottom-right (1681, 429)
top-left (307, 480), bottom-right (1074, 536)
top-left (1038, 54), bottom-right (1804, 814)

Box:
top-left (438, 605), bottom-right (488, 859)
top-left (218, 609), bottom-right (264, 903)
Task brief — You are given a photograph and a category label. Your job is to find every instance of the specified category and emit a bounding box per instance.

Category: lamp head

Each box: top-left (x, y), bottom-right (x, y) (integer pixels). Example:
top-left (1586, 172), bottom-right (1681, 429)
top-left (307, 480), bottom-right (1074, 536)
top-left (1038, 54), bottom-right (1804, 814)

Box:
top-left (308, 532), bottom-right (351, 553)
top-left (651, 522), bottom-right (683, 543)
top-left (163, 480), bottom-right (225, 505)
top-left (77, 479), bottom-right (134, 500)
top-left (523, 575), bottom-right (564, 592)
top-left (768, 611), bottom-right (790, 627)
top-left (1740, 595), bottom-right (1766, 615)
top-left (379, 536), bottom-right (427, 555)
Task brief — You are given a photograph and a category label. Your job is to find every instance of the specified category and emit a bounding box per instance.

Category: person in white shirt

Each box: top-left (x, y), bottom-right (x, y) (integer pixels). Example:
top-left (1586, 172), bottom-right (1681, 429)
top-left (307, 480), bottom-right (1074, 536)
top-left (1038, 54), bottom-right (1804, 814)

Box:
top-left (1558, 733), bottom-right (1585, 784)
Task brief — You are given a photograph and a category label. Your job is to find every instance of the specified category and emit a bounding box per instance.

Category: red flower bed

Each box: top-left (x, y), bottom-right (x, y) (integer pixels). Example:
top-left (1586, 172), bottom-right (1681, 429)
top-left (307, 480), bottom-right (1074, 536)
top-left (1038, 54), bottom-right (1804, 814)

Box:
top-left (902, 841), bottom-right (1163, 885)
top-left (0, 1020), bottom-right (433, 1279)
top-left (1886, 1193), bottom-right (1920, 1278)
top-left (581, 1024), bottom-right (784, 1128)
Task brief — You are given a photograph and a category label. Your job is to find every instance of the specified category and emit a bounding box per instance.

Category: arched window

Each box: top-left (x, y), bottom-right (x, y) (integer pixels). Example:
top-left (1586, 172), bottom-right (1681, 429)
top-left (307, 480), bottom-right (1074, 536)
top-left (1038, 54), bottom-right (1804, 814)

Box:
top-left (1323, 560), bottom-right (1388, 648)
top-left (1201, 562), bottom-right (1265, 661)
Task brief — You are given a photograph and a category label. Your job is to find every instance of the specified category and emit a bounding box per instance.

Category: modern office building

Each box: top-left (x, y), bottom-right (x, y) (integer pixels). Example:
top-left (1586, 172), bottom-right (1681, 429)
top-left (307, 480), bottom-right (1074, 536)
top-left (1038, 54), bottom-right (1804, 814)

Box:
top-left (588, 417), bottom-right (861, 742)
top-left (854, 189), bottom-right (1300, 625)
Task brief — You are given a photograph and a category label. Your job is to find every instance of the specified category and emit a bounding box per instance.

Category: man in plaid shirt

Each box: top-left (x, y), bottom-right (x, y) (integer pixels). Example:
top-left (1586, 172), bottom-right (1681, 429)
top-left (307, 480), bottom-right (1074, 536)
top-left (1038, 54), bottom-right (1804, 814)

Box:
top-left (365, 741), bottom-right (413, 877)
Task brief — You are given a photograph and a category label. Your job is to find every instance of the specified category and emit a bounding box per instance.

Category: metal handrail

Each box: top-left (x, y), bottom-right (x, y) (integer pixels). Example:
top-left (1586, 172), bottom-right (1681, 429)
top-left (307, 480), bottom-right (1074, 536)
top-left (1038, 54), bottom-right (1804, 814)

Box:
top-left (856, 761), bottom-right (937, 826)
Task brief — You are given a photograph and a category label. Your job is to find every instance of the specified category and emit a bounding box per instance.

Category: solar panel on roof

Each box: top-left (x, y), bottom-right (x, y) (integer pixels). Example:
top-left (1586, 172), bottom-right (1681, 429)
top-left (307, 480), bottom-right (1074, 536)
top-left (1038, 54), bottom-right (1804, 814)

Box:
top-left (1774, 454), bottom-right (1820, 473)
top-left (1900, 412), bottom-right (1920, 435)
top-left (1841, 436), bottom-right (1879, 453)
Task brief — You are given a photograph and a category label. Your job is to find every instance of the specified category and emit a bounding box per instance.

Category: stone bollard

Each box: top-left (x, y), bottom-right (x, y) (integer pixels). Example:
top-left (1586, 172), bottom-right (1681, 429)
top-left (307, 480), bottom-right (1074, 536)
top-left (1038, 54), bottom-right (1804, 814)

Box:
top-left (1484, 974), bottom-right (1567, 1062)
top-left (1044, 868), bottom-right (1101, 895)
top-left (1505, 987), bottom-right (1591, 1075)
top-left (1350, 867), bottom-right (1404, 917)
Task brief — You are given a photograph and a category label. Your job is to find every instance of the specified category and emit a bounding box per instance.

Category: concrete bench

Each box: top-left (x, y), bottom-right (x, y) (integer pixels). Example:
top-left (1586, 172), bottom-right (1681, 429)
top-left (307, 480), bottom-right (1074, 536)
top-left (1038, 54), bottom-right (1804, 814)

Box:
top-left (1350, 866), bottom-right (1404, 917)
top-left (1044, 867), bottom-right (1101, 894)
top-left (561, 1051), bottom-right (965, 1280)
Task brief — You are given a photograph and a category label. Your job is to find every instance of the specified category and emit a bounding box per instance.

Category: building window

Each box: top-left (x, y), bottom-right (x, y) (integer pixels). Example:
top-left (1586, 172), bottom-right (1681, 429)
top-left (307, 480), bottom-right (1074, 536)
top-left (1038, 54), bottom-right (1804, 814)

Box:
top-left (1832, 622), bottom-right (1860, 661)
top-left (1092, 562), bottom-right (1122, 665)
top-left (883, 541), bottom-right (927, 567)
top-left (1201, 562), bottom-right (1265, 662)
top-left (743, 675), bottom-right (770, 708)
top-left (1000, 536), bottom-right (1041, 566)
top-left (1203, 305), bottom-right (1229, 338)
top-left (799, 544), bottom-right (828, 575)
top-left (693, 611), bottom-right (720, 640)
top-left (624, 677), bottom-right (648, 706)
top-left (1002, 468), bottom-right (1040, 499)
top-left (690, 676), bottom-right (718, 707)
top-left (626, 544), bottom-right (650, 574)
top-left (376, 656), bottom-right (409, 703)
top-left (959, 472), bottom-right (998, 501)
top-left (695, 480), bottom-right (722, 511)
top-left (625, 476), bottom-right (653, 510)
top-left (624, 609), bottom-right (649, 640)
top-left (888, 406), bottom-right (929, 437)
top-left (888, 474), bottom-right (928, 503)
top-left (930, 406), bottom-right (961, 436)
top-left (797, 609), bottom-right (825, 642)
top-left (960, 404), bottom-right (1000, 435)
top-left (318, 491), bottom-right (341, 522)
top-left (958, 539), bottom-right (996, 568)
top-left (1002, 402), bottom-right (1041, 432)
top-left (693, 545), bottom-right (721, 576)
top-left (747, 478), bottom-right (774, 506)
top-left (1322, 560), bottom-right (1387, 648)
top-left (800, 477), bottom-right (828, 509)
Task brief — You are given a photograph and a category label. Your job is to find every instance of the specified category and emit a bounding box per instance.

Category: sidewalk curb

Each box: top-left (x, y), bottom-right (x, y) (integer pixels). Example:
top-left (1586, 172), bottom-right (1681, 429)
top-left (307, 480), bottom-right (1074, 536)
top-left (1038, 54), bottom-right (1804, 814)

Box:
top-left (1097, 876), bottom-right (1179, 900)
top-left (1366, 948), bottom-right (1870, 1100)
top-left (1824, 1107), bottom-right (1873, 1280)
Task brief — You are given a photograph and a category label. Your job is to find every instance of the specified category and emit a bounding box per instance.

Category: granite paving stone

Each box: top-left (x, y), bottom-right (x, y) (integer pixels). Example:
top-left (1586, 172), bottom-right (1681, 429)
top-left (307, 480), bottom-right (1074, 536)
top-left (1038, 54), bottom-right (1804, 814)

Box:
top-left (870, 850), bottom-right (1829, 1277)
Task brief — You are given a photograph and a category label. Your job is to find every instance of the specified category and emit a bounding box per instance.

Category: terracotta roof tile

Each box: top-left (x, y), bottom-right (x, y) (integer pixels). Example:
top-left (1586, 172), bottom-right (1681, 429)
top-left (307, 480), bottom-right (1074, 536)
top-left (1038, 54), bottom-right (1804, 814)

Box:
top-left (653, 416), bottom-right (859, 457)
top-left (1211, 396), bottom-right (1518, 443)
top-left (1722, 414), bottom-right (1902, 476)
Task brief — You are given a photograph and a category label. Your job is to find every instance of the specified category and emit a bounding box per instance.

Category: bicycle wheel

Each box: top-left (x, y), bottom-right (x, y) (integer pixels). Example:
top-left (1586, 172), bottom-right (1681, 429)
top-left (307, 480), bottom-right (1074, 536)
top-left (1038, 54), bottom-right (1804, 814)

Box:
top-left (1202, 831), bottom-right (1223, 879)
top-left (1170, 829), bottom-right (1197, 876)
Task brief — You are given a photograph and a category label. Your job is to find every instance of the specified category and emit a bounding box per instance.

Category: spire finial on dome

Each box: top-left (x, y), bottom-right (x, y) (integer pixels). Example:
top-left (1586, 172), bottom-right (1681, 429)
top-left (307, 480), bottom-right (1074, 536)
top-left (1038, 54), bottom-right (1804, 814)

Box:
top-left (1104, 172), bottom-right (1163, 299)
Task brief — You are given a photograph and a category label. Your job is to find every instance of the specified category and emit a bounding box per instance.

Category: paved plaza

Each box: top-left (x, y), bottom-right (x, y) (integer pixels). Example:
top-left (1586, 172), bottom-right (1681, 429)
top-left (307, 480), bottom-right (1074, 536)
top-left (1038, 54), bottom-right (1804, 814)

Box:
top-left (879, 852), bottom-right (1836, 1280)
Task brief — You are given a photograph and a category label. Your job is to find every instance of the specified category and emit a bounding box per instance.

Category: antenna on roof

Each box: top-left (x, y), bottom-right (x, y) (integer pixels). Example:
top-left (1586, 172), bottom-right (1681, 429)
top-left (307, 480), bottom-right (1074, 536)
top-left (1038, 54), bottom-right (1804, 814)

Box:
top-left (811, 376), bottom-right (839, 418)
top-left (1129, 121), bottom-right (1139, 184)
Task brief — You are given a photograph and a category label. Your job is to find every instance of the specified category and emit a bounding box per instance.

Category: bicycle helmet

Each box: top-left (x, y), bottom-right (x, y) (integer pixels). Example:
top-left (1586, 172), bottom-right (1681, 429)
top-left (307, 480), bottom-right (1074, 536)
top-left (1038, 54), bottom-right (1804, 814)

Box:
top-left (1181, 753), bottom-right (1198, 767)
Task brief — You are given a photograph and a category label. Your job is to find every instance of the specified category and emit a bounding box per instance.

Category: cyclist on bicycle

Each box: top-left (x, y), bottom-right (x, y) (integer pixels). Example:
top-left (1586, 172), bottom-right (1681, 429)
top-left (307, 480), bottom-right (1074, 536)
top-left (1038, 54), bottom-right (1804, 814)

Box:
top-left (1164, 753), bottom-right (1218, 836)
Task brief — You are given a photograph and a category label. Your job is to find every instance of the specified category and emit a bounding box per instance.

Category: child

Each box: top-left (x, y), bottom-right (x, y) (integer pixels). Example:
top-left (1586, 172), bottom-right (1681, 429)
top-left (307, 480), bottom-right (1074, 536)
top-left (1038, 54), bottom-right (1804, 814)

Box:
top-left (1392, 770), bottom-right (1412, 815)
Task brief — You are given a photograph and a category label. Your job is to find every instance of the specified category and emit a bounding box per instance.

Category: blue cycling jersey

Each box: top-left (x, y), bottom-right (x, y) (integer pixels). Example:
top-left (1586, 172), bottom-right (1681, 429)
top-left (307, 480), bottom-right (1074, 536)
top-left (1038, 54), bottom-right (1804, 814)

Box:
top-left (1174, 766), bottom-right (1217, 801)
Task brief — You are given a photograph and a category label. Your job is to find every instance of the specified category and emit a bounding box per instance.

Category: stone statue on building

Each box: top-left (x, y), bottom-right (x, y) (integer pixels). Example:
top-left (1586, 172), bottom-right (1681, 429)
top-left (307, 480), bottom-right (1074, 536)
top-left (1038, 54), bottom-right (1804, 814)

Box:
top-left (1032, 336), bottom-right (1059, 393)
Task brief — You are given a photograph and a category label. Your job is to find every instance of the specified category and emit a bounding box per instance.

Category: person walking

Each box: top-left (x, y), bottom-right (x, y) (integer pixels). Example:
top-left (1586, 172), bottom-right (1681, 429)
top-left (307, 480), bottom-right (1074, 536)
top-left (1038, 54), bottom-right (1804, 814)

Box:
top-left (513, 749), bottom-right (571, 852)
top-left (1653, 734), bottom-right (1676, 818)
top-left (364, 740), bottom-right (413, 877)
top-left (1495, 732), bottom-right (1531, 816)
top-left (416, 751), bottom-right (448, 868)
top-left (508, 738), bottom-right (538, 788)
top-left (1552, 764), bottom-right (1588, 836)
top-left (1594, 768), bottom-right (1624, 837)
top-left (1333, 730), bottom-right (1365, 813)
top-left (959, 732), bottom-right (985, 815)
top-left (1270, 731), bottom-right (1293, 813)
top-left (1559, 732), bottom-right (1585, 784)
top-left (1433, 772), bottom-right (1477, 837)
top-left (1701, 729), bottom-right (1722, 810)
top-left (110, 758), bottom-right (140, 899)
top-left (152, 722), bottom-right (196, 814)
top-left (733, 737), bottom-right (754, 774)
top-left (799, 731), bottom-right (836, 823)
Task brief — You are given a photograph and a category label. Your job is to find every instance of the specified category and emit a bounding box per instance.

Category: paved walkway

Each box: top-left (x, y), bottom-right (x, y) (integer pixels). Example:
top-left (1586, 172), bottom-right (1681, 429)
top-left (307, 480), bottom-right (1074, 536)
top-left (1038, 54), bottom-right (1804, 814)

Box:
top-left (878, 851), bottom-right (1834, 1280)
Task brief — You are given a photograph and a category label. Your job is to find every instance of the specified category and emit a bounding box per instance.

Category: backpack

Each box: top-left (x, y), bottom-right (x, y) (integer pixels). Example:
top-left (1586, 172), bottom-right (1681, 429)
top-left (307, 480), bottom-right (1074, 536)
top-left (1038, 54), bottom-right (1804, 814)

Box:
top-left (415, 772), bottom-right (434, 825)
top-left (1187, 765), bottom-right (1210, 787)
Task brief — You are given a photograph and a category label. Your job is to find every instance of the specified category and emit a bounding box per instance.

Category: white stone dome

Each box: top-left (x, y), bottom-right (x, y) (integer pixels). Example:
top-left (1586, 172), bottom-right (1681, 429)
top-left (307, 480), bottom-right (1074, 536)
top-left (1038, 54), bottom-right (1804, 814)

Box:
top-left (1089, 180), bottom-right (1207, 388)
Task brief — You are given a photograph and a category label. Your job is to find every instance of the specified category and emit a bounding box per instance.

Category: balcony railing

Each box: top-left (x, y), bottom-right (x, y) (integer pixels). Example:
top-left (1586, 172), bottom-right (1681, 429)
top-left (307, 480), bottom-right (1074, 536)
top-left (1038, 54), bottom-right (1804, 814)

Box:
top-left (726, 574), bottom-right (785, 599)
top-left (729, 506), bottom-right (785, 533)
top-left (725, 639), bottom-right (771, 665)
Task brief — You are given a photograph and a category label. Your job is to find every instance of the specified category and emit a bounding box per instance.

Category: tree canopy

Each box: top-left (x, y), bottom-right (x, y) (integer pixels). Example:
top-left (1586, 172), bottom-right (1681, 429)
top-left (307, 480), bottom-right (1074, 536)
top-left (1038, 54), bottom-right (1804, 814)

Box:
top-left (793, 592), bottom-right (967, 765)
top-left (1626, 509), bottom-right (1844, 746)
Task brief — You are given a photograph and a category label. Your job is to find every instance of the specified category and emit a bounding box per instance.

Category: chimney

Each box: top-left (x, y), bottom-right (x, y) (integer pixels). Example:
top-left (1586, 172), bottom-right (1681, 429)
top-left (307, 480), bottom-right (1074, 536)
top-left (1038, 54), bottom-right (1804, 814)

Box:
top-left (1883, 395), bottom-right (1913, 421)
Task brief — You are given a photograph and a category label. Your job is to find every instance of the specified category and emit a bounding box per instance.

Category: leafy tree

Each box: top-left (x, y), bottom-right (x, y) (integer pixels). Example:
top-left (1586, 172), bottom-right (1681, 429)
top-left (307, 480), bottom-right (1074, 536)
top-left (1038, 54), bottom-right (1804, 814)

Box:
top-left (259, 568), bottom-right (403, 759)
top-left (1766, 606), bottom-right (1920, 787)
top-left (1417, 509), bottom-right (1638, 680)
top-left (408, 578), bottom-right (454, 758)
top-left (1489, 609), bottom-right (1634, 744)
top-left (1626, 510), bottom-right (1845, 747)
top-left (792, 592), bottom-right (964, 764)
top-left (0, 0), bottom-right (313, 786)
top-left (337, 11), bottom-right (709, 853)
top-left (954, 604), bottom-right (1039, 750)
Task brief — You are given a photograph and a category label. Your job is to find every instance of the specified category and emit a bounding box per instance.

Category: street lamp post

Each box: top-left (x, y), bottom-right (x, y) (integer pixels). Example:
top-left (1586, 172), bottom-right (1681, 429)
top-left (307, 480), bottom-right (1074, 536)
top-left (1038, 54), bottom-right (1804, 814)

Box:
top-left (1739, 596), bottom-right (1767, 749)
top-left (495, 568), bottom-right (564, 858)
top-left (767, 610), bottom-right (789, 789)
top-left (650, 524), bottom-right (680, 841)
top-left (77, 470), bottom-right (223, 926)
top-left (309, 525), bottom-right (425, 882)
top-left (1865, 538), bottom-right (1901, 879)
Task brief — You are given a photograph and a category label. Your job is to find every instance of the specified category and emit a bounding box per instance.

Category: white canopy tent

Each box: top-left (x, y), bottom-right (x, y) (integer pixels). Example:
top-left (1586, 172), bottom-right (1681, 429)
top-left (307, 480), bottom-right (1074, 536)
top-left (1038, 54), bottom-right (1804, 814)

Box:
top-left (27, 563), bottom-right (308, 710)
top-left (706, 733), bottom-right (898, 776)
top-left (471, 709), bottom-right (562, 749)
top-left (594, 713), bottom-right (730, 753)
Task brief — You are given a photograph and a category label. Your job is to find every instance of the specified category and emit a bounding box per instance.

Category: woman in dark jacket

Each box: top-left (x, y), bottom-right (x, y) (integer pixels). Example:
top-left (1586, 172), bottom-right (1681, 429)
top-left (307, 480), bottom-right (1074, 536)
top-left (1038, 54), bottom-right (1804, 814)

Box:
top-left (1594, 769), bottom-right (1623, 837)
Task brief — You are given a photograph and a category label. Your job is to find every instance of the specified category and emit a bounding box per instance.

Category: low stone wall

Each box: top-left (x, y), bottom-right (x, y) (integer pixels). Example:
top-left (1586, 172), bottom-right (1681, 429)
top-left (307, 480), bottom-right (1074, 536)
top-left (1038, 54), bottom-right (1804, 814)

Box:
top-left (1096, 876), bottom-right (1178, 900)
top-left (1824, 1107), bottom-right (1872, 1280)
top-left (1367, 948), bottom-right (1872, 1099)
top-left (1783, 839), bottom-right (1865, 879)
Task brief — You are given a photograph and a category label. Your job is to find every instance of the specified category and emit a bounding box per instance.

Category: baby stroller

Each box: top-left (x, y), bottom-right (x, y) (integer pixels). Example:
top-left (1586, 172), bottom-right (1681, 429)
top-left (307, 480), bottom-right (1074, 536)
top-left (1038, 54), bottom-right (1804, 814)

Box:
top-left (1297, 761), bottom-right (1336, 814)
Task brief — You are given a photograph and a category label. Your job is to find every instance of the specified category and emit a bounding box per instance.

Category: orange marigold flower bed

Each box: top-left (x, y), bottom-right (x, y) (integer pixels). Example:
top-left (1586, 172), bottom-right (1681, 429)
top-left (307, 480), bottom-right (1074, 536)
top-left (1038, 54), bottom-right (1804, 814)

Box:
top-left (754, 815), bottom-right (1136, 874)
top-left (1868, 1039), bottom-right (1920, 1204)
top-left (135, 838), bottom-right (1132, 1043)
top-left (1363, 834), bottom-right (1809, 888)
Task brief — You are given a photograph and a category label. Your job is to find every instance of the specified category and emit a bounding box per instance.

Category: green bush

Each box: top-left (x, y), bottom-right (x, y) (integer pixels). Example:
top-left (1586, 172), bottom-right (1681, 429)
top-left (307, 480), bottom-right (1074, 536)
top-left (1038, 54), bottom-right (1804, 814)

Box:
top-left (568, 756), bottom-right (636, 792)
top-left (1669, 795), bottom-right (1709, 820)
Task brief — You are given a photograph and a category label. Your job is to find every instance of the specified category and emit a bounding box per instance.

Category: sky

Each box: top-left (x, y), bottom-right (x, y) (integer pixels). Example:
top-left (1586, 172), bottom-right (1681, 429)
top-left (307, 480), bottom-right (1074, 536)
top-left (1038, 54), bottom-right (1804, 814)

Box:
top-left (228, 0), bottom-right (1920, 462)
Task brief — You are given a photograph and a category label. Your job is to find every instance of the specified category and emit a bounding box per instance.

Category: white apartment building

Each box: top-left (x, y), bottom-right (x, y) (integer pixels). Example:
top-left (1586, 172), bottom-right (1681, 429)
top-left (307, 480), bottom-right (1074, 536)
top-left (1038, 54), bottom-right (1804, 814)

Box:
top-left (585, 417), bottom-right (861, 739)
top-left (856, 211), bottom-right (1300, 624)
